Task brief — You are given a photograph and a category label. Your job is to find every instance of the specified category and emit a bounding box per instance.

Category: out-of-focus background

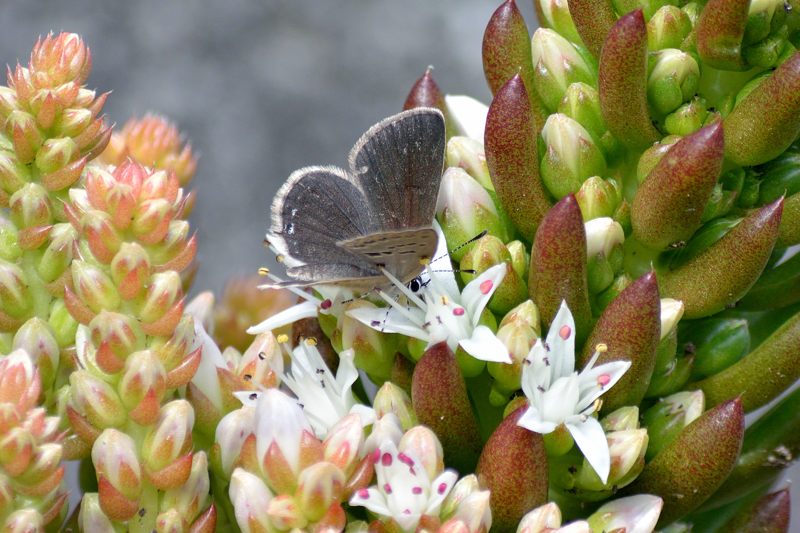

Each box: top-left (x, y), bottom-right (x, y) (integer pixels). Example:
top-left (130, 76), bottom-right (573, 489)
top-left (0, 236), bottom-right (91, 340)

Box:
top-left (0, 0), bottom-right (536, 295)
top-left (0, 0), bottom-right (797, 527)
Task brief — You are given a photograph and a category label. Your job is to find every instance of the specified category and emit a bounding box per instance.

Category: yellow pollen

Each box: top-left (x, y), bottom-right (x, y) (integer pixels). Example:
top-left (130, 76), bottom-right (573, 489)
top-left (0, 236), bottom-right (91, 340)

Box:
top-left (440, 295), bottom-right (449, 305)
top-left (595, 343), bottom-right (608, 353)
top-left (276, 254), bottom-right (285, 263)
top-left (592, 398), bottom-right (603, 413)
top-left (258, 267), bottom-right (270, 276)
top-left (419, 256), bottom-right (430, 266)
top-left (305, 337), bottom-right (318, 347)
top-left (276, 334), bottom-right (289, 344)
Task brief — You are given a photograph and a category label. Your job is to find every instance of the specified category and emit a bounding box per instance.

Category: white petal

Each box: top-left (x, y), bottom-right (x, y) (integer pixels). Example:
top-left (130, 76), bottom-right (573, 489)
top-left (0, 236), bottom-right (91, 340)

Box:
top-left (428, 221), bottom-right (460, 297)
top-left (190, 318), bottom-right (227, 411)
top-left (517, 405), bottom-right (558, 435)
top-left (445, 94), bottom-right (488, 141)
top-left (255, 389), bottom-right (311, 474)
top-left (335, 349), bottom-right (360, 392)
top-left (459, 325), bottom-right (512, 363)
top-left (547, 301), bottom-right (577, 379)
top-left (247, 300), bottom-right (319, 334)
top-left (424, 470), bottom-right (458, 515)
top-left (566, 417), bottom-right (611, 484)
top-left (576, 360), bottom-right (632, 413)
top-left (350, 404), bottom-right (377, 427)
top-left (350, 487), bottom-right (391, 516)
top-left (347, 306), bottom-right (429, 341)
top-left (233, 390), bottom-right (261, 407)
top-left (594, 494), bottom-right (663, 533)
top-left (461, 264), bottom-right (507, 325)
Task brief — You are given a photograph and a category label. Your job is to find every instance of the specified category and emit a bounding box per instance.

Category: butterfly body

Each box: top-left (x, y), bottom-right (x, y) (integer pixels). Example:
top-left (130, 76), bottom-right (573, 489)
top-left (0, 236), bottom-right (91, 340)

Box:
top-left (266, 108), bottom-right (446, 290)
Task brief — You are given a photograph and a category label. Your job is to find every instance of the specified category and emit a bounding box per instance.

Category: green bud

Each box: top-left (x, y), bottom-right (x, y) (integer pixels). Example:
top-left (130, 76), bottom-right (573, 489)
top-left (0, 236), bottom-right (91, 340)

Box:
top-left (0, 216), bottom-right (21, 262)
top-left (0, 150), bottom-right (30, 196)
top-left (602, 406), bottom-right (641, 432)
top-left (445, 136), bottom-right (493, 190)
top-left (537, 0), bottom-right (584, 47)
top-left (681, 318), bottom-right (750, 379)
top-left (757, 140), bottom-right (800, 204)
top-left (506, 240), bottom-right (529, 281)
top-left (490, 300), bottom-right (540, 396)
top-left (341, 300), bottom-right (398, 382)
top-left (540, 113), bottom-right (607, 199)
top-left (373, 382), bottom-right (417, 430)
top-left (642, 390), bottom-right (705, 460)
top-left (48, 299), bottom-right (79, 348)
top-left (647, 49), bottom-right (700, 116)
top-left (593, 273), bottom-right (632, 315)
top-left (665, 216), bottom-right (741, 270)
top-left (664, 97), bottom-right (710, 136)
top-left (0, 258), bottom-right (31, 318)
top-left (13, 318), bottom-right (59, 391)
top-left (460, 234), bottom-right (527, 315)
top-left (34, 137), bottom-right (77, 175)
top-left (9, 183), bottom-right (52, 229)
top-left (531, 29), bottom-right (595, 111)
top-left (744, 31), bottom-right (788, 68)
top-left (576, 177), bottom-right (620, 220)
top-left (38, 223), bottom-right (77, 283)
top-left (745, 0), bottom-right (785, 45)
top-left (558, 82), bottom-right (618, 157)
top-left (574, 428), bottom-right (648, 496)
top-left (636, 136), bottom-right (679, 184)
top-left (648, 6), bottom-right (693, 50)
top-left (436, 167), bottom-right (509, 262)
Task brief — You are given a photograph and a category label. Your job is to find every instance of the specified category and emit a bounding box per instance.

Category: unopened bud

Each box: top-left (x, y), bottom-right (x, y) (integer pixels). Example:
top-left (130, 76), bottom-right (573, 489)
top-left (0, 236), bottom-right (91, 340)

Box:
top-left (69, 370), bottom-right (127, 430)
top-left (537, 0), bottom-right (583, 46)
top-left (110, 242), bottom-right (151, 299)
top-left (517, 502), bottom-right (563, 532)
top-left (648, 49), bottom-right (700, 116)
top-left (643, 390), bottom-right (704, 459)
top-left (229, 468), bottom-right (274, 531)
top-left (506, 240), bottom-right (528, 280)
top-left (373, 382), bottom-right (417, 430)
top-left (9, 183), bottom-right (52, 229)
top-left (587, 494), bottom-right (663, 533)
top-left (341, 300), bottom-right (398, 382)
top-left (541, 113), bottom-right (606, 199)
top-left (34, 137), bottom-right (77, 175)
top-left (445, 136), bottom-right (493, 190)
top-left (531, 29), bottom-right (594, 111)
top-left (71, 259), bottom-right (120, 313)
top-left (648, 6), bottom-right (693, 50)
top-left (664, 97), bottom-right (710, 136)
top-left (12, 318), bottom-right (59, 390)
top-left (138, 271), bottom-right (182, 323)
top-left (295, 461), bottom-right (345, 522)
top-left (436, 167), bottom-right (508, 261)
top-left (660, 298), bottom-right (684, 339)
top-left (576, 177), bottom-right (621, 221)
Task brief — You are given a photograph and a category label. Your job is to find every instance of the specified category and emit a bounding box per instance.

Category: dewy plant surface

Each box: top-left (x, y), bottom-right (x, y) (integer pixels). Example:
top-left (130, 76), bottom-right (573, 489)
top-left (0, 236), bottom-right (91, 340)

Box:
top-left (0, 0), bottom-right (798, 531)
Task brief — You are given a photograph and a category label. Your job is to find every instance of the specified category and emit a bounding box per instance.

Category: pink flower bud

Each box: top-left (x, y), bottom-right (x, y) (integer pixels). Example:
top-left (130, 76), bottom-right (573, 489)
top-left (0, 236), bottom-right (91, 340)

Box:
top-left (30, 33), bottom-right (91, 86)
top-left (119, 350), bottom-right (167, 425)
top-left (6, 110), bottom-right (42, 164)
top-left (36, 223), bottom-right (76, 283)
top-left (229, 468), bottom-right (274, 532)
top-left (0, 349), bottom-right (40, 411)
top-left (141, 400), bottom-right (194, 480)
top-left (69, 370), bottom-right (126, 430)
top-left (3, 510), bottom-right (43, 533)
top-left (9, 183), bottom-right (51, 229)
top-left (131, 198), bottom-right (173, 245)
top-left (110, 242), bottom-right (151, 299)
top-left (78, 493), bottom-right (115, 532)
top-left (399, 426), bottom-right (444, 480)
top-left (215, 407), bottom-right (256, 478)
top-left (161, 451), bottom-right (211, 523)
top-left (91, 429), bottom-right (142, 502)
top-left (71, 259), bottom-right (120, 313)
top-left (295, 461), bottom-right (345, 522)
top-left (34, 136), bottom-right (76, 175)
top-left (323, 413), bottom-right (364, 473)
top-left (12, 319), bottom-right (59, 391)
top-left (0, 150), bottom-right (29, 195)
top-left (138, 271), bottom-right (182, 323)
top-left (0, 260), bottom-right (31, 319)
top-left (87, 311), bottom-right (145, 374)
top-left (81, 210), bottom-right (122, 264)
top-left (59, 108), bottom-right (92, 137)
top-left (267, 494), bottom-right (308, 530)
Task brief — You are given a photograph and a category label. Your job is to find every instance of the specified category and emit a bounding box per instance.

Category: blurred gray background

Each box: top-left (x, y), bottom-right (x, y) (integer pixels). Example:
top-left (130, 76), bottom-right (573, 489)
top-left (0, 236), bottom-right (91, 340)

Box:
top-left (0, 0), bottom-right (796, 529)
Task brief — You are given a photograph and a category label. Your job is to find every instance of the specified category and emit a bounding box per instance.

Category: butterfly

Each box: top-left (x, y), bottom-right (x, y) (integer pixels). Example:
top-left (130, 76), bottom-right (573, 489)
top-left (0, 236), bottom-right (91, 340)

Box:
top-left (265, 107), bottom-right (446, 291)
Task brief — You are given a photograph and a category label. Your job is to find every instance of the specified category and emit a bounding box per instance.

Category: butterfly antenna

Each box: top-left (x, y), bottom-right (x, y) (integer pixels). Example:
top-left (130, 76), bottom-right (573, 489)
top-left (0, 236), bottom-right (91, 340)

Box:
top-left (432, 230), bottom-right (488, 262)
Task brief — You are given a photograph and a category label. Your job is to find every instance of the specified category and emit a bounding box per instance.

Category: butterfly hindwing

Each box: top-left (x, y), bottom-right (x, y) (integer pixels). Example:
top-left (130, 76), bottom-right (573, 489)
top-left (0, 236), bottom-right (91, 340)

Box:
top-left (339, 227), bottom-right (438, 284)
top-left (348, 108), bottom-right (445, 231)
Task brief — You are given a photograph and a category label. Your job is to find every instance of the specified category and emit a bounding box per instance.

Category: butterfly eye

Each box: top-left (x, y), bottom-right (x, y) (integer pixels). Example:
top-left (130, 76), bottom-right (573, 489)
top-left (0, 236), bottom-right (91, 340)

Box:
top-left (408, 277), bottom-right (422, 292)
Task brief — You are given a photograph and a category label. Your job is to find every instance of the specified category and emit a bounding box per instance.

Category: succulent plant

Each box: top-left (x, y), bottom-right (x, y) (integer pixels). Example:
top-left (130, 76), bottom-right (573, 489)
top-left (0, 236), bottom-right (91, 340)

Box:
top-left (0, 1), bottom-right (799, 531)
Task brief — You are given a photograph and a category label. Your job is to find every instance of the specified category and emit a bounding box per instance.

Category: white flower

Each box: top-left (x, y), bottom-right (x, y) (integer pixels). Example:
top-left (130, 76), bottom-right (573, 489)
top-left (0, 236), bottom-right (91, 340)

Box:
top-left (350, 440), bottom-right (458, 532)
top-left (347, 223), bottom-right (511, 364)
top-left (445, 94), bottom-right (488, 142)
top-left (280, 341), bottom-right (375, 438)
top-left (517, 301), bottom-right (631, 483)
top-left (247, 252), bottom-right (351, 335)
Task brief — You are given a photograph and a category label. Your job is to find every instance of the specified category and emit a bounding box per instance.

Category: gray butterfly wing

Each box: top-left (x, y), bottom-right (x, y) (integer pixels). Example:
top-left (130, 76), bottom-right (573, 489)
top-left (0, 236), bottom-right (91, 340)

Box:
top-left (348, 107), bottom-right (445, 231)
top-left (269, 166), bottom-right (383, 284)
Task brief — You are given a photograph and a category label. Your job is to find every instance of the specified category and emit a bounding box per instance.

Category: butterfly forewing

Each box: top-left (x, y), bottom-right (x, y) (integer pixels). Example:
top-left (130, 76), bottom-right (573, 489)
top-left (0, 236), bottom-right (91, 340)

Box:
top-left (339, 227), bottom-right (438, 284)
top-left (269, 166), bottom-right (381, 274)
top-left (348, 108), bottom-right (445, 231)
